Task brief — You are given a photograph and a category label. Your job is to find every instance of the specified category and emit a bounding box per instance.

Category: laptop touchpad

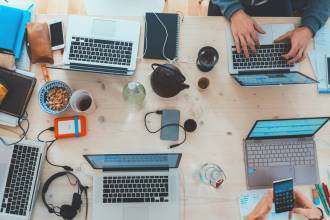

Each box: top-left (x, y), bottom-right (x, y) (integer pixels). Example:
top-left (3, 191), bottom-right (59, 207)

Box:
top-left (92, 19), bottom-right (117, 37)
top-left (124, 207), bottom-right (148, 220)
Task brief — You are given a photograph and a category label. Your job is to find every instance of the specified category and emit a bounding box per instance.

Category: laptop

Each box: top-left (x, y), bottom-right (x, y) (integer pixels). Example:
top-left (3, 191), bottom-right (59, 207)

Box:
top-left (84, 153), bottom-right (182, 220)
top-left (49, 15), bottom-right (141, 75)
top-left (0, 138), bottom-right (45, 220)
top-left (226, 24), bottom-right (318, 86)
top-left (244, 117), bottom-right (329, 189)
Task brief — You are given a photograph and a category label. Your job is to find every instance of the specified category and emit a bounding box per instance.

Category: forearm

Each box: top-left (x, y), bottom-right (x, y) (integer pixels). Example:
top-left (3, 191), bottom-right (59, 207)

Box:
top-left (301, 0), bottom-right (330, 35)
top-left (211, 0), bottom-right (244, 19)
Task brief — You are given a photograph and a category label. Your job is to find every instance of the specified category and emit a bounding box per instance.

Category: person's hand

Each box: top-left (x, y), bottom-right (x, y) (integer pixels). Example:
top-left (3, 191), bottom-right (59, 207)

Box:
top-left (274, 26), bottom-right (313, 64)
top-left (289, 190), bottom-right (324, 220)
top-left (230, 9), bottom-right (265, 58)
top-left (246, 190), bottom-right (273, 220)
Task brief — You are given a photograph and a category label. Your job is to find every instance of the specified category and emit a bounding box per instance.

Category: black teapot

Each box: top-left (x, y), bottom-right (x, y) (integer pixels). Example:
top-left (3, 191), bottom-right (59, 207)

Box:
top-left (150, 63), bottom-right (189, 98)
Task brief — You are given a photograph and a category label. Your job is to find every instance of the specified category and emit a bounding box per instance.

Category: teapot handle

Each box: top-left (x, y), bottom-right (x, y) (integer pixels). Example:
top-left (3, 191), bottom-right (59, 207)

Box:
top-left (151, 63), bottom-right (186, 81)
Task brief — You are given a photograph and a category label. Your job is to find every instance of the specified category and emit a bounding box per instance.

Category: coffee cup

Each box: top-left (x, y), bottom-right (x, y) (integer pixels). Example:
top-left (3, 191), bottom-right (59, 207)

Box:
top-left (70, 90), bottom-right (96, 114)
top-left (198, 77), bottom-right (210, 90)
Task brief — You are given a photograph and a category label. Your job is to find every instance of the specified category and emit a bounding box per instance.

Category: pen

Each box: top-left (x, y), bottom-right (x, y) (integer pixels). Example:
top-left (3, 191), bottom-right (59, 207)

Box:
top-left (322, 183), bottom-right (330, 208)
top-left (312, 187), bottom-right (321, 205)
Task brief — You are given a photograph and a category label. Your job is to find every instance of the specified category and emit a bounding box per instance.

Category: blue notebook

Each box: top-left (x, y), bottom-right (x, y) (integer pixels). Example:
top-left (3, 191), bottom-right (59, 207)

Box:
top-left (0, 5), bottom-right (31, 59)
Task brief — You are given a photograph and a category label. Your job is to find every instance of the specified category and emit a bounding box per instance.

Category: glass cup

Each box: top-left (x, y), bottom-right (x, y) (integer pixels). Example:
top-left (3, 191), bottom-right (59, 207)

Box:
top-left (199, 163), bottom-right (226, 188)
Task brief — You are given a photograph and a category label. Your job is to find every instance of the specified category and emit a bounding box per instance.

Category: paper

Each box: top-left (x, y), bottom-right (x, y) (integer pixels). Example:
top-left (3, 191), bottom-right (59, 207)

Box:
top-left (239, 190), bottom-right (291, 220)
top-left (309, 26), bottom-right (330, 93)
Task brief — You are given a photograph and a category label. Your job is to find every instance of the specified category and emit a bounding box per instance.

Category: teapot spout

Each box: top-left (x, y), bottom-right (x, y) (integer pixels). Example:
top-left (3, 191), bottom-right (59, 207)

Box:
top-left (180, 83), bottom-right (190, 90)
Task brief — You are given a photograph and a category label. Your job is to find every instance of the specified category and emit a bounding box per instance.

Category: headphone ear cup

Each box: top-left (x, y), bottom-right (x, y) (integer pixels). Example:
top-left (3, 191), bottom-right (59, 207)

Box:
top-left (60, 205), bottom-right (77, 220)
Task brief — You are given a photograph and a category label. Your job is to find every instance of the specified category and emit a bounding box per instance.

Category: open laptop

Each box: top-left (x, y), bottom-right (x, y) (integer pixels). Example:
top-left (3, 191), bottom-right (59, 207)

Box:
top-left (49, 15), bottom-right (141, 75)
top-left (226, 24), bottom-right (318, 86)
top-left (84, 153), bottom-right (182, 220)
top-left (0, 138), bottom-right (45, 220)
top-left (244, 117), bottom-right (329, 189)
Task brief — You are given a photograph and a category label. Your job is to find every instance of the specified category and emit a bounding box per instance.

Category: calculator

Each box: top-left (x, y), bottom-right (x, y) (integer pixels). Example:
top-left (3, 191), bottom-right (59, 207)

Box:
top-left (273, 178), bottom-right (294, 213)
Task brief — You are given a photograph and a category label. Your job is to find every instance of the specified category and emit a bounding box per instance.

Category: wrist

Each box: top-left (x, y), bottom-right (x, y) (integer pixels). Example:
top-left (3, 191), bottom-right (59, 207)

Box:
top-left (300, 26), bottom-right (314, 38)
top-left (308, 207), bottom-right (324, 220)
top-left (230, 9), bottom-right (245, 22)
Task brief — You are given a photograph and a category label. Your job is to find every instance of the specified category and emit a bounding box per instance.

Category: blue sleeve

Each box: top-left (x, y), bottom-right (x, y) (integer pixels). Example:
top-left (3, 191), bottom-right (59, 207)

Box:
top-left (211, 0), bottom-right (244, 19)
top-left (301, 0), bottom-right (330, 35)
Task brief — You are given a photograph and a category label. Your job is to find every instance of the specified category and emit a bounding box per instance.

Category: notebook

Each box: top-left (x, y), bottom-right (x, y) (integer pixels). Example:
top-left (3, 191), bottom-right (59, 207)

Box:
top-left (0, 67), bottom-right (36, 118)
top-left (0, 5), bottom-right (31, 59)
top-left (143, 13), bottom-right (179, 60)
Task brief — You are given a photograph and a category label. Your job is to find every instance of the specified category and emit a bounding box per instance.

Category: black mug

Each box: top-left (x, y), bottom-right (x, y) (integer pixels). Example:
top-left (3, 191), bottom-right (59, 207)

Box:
top-left (196, 46), bottom-right (219, 72)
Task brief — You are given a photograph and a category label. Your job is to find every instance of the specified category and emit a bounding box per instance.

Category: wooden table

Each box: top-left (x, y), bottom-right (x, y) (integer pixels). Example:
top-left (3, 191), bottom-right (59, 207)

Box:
top-left (2, 15), bottom-right (330, 220)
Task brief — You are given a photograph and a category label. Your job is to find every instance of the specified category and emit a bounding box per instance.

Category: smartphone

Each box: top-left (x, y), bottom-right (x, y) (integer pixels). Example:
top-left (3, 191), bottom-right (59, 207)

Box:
top-left (160, 109), bottom-right (180, 141)
top-left (49, 20), bottom-right (65, 50)
top-left (327, 57), bottom-right (330, 85)
top-left (273, 178), bottom-right (294, 213)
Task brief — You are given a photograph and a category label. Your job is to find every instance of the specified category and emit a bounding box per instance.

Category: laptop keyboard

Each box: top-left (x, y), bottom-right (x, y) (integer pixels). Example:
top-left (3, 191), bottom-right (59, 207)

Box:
top-left (69, 36), bottom-right (133, 66)
top-left (103, 175), bottom-right (169, 203)
top-left (246, 141), bottom-right (316, 168)
top-left (232, 43), bottom-right (294, 70)
top-left (1, 145), bottom-right (39, 216)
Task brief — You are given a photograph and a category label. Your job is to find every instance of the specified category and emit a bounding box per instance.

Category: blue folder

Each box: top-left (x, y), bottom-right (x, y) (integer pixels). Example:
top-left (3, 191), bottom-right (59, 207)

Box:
top-left (0, 5), bottom-right (31, 59)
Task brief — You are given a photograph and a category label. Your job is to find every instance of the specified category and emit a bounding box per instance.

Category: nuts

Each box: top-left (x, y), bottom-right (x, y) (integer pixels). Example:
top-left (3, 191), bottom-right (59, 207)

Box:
top-left (46, 87), bottom-right (69, 111)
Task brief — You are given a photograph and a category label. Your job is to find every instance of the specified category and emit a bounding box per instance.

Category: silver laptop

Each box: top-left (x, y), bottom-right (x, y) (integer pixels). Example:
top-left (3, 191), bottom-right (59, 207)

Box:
top-left (50, 15), bottom-right (140, 75)
top-left (0, 138), bottom-right (45, 220)
top-left (244, 117), bottom-right (329, 189)
top-left (84, 153), bottom-right (181, 220)
top-left (226, 24), bottom-right (317, 86)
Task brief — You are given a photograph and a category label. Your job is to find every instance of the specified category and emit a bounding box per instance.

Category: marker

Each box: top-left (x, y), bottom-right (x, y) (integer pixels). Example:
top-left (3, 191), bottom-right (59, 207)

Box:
top-left (322, 183), bottom-right (330, 207)
top-left (312, 188), bottom-right (321, 205)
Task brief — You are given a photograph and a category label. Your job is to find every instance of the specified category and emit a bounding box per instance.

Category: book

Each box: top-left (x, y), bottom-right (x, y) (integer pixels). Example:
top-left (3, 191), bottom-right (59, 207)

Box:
top-left (143, 13), bottom-right (179, 60)
top-left (0, 5), bottom-right (31, 59)
top-left (0, 67), bottom-right (36, 118)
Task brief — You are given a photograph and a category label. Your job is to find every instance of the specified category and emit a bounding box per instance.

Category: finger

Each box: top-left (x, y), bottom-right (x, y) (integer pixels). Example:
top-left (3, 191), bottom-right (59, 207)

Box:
top-left (233, 34), bottom-right (241, 54)
top-left (275, 32), bottom-right (291, 43)
top-left (288, 48), bottom-right (304, 64)
top-left (297, 49), bottom-right (307, 63)
top-left (292, 208), bottom-right (309, 216)
top-left (282, 45), bottom-right (299, 60)
top-left (246, 35), bottom-right (257, 54)
top-left (251, 30), bottom-right (260, 47)
top-left (288, 211), bottom-right (293, 220)
top-left (253, 21), bottom-right (266, 34)
top-left (239, 35), bottom-right (249, 58)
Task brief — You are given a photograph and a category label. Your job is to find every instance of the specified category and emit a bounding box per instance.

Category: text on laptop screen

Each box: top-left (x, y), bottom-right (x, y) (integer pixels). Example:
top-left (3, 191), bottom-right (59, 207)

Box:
top-left (234, 72), bottom-right (316, 86)
top-left (248, 118), bottom-right (329, 138)
top-left (85, 154), bottom-right (181, 169)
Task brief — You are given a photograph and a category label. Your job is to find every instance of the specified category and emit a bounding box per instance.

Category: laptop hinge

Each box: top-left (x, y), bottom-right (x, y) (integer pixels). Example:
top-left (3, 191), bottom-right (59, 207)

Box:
top-left (102, 167), bottom-right (170, 172)
top-left (70, 63), bottom-right (129, 74)
top-left (238, 69), bottom-right (290, 75)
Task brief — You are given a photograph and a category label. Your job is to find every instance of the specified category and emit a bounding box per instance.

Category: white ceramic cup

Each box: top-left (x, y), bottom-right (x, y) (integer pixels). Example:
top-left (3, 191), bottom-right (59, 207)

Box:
top-left (69, 90), bottom-right (96, 114)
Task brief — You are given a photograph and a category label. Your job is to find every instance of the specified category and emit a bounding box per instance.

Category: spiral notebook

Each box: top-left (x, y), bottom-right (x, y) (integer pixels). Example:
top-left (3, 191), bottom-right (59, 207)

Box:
top-left (143, 13), bottom-right (179, 60)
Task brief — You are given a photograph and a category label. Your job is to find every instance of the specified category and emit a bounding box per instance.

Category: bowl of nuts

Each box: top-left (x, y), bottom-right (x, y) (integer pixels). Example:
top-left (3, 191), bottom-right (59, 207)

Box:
top-left (38, 80), bottom-right (72, 115)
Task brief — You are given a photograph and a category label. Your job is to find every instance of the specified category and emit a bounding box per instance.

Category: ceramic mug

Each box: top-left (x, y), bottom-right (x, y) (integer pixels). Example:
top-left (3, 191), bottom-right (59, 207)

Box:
top-left (70, 90), bottom-right (96, 114)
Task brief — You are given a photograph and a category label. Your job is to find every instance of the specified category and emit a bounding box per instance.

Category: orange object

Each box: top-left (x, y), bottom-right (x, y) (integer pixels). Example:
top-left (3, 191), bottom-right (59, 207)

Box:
top-left (41, 64), bottom-right (51, 82)
top-left (54, 115), bottom-right (87, 139)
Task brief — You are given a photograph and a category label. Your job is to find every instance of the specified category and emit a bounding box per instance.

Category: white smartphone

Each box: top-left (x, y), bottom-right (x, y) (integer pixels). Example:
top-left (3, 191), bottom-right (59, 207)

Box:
top-left (48, 20), bottom-right (65, 50)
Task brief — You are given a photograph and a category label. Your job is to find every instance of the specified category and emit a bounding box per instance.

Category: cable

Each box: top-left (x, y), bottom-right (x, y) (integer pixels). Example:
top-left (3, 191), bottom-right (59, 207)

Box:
top-left (0, 112), bottom-right (29, 146)
top-left (37, 127), bottom-right (73, 171)
top-left (144, 111), bottom-right (187, 148)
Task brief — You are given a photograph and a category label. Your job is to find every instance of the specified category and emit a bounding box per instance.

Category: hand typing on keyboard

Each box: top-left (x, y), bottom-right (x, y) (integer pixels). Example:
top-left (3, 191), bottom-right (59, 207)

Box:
top-left (274, 27), bottom-right (313, 64)
top-left (230, 9), bottom-right (266, 58)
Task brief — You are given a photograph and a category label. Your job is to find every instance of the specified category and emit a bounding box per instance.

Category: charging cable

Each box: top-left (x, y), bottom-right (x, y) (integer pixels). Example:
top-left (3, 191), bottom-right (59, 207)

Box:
top-left (0, 112), bottom-right (29, 146)
top-left (37, 127), bottom-right (73, 171)
top-left (144, 110), bottom-right (187, 148)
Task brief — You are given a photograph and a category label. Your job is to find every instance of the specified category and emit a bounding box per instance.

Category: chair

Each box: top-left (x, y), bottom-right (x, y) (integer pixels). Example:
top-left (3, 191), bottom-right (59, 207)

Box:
top-left (84, 0), bottom-right (165, 16)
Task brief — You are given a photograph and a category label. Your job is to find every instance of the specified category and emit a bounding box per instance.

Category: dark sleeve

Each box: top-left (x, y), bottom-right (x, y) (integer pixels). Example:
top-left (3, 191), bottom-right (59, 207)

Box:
top-left (211, 0), bottom-right (244, 19)
top-left (301, 0), bottom-right (330, 35)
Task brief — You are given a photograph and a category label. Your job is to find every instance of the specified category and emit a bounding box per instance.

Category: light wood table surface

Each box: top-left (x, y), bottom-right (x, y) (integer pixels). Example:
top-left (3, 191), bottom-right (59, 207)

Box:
top-left (2, 15), bottom-right (330, 220)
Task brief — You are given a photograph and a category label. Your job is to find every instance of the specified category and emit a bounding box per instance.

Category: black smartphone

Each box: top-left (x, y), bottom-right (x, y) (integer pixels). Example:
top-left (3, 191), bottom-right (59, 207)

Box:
top-left (273, 178), bottom-right (294, 213)
top-left (160, 109), bottom-right (180, 141)
top-left (48, 20), bottom-right (65, 50)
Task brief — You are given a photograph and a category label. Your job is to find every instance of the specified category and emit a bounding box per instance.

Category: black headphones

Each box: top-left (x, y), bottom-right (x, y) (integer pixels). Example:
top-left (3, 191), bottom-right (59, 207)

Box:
top-left (42, 172), bottom-right (88, 220)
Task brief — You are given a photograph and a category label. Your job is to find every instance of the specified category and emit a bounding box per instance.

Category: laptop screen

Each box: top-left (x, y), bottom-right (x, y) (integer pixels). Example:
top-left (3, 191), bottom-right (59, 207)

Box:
top-left (248, 117), bottom-right (329, 139)
top-left (233, 71), bottom-right (317, 86)
top-left (84, 153), bottom-right (182, 170)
